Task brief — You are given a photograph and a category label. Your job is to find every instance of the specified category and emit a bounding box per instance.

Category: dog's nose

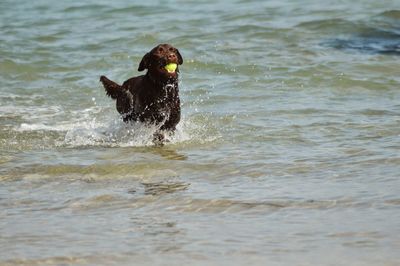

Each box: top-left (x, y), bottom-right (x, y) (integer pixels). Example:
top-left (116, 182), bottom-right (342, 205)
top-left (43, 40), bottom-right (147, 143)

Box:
top-left (167, 53), bottom-right (177, 61)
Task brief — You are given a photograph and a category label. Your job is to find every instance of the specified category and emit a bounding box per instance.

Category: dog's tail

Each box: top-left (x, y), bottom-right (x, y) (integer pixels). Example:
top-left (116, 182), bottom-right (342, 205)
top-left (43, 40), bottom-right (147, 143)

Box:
top-left (100, 75), bottom-right (122, 99)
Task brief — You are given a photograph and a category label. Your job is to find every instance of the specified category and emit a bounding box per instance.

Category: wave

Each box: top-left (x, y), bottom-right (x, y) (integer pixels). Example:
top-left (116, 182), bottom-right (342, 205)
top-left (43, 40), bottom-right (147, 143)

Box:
top-left (61, 195), bottom-right (368, 214)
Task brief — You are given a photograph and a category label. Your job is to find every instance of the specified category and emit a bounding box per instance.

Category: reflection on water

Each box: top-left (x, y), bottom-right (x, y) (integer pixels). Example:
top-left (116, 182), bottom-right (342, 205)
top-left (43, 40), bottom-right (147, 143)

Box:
top-left (147, 147), bottom-right (188, 161)
top-left (328, 33), bottom-right (400, 55)
top-left (318, 11), bottom-right (400, 55)
top-left (141, 181), bottom-right (189, 196)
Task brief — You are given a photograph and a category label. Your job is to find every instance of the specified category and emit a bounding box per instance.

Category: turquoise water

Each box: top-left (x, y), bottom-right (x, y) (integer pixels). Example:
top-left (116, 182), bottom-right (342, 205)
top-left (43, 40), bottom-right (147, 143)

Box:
top-left (1, 1), bottom-right (400, 265)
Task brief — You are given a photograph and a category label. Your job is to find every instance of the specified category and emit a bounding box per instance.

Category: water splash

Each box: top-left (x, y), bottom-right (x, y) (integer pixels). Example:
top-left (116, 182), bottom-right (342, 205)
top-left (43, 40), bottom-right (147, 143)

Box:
top-left (62, 113), bottom-right (218, 148)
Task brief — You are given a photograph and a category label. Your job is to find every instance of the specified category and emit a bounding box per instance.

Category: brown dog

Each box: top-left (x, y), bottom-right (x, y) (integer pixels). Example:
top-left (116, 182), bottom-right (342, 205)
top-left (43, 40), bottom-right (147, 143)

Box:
top-left (100, 44), bottom-right (183, 144)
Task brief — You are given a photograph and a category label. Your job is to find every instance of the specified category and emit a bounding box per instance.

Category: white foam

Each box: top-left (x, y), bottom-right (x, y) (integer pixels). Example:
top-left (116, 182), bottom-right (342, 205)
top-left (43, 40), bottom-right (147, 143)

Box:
top-left (62, 115), bottom-right (218, 148)
top-left (19, 122), bottom-right (69, 132)
top-left (64, 118), bottom-right (155, 147)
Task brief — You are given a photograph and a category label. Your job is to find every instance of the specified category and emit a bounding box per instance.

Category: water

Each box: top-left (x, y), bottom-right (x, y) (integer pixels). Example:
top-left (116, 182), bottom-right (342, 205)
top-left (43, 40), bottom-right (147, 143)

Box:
top-left (1, 0), bottom-right (400, 265)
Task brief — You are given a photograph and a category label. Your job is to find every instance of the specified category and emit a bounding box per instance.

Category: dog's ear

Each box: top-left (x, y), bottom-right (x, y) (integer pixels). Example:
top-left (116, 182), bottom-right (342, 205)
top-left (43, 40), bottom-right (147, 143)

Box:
top-left (176, 49), bottom-right (183, 65)
top-left (138, 53), bottom-right (150, 71)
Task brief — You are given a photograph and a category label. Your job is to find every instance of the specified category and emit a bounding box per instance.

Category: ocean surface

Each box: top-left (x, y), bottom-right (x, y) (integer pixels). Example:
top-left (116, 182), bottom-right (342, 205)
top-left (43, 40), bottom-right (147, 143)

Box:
top-left (1, 1), bottom-right (400, 265)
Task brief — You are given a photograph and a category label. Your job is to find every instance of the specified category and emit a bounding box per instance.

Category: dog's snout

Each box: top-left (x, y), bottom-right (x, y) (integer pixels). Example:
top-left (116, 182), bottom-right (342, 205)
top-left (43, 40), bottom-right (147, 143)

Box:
top-left (168, 53), bottom-right (177, 61)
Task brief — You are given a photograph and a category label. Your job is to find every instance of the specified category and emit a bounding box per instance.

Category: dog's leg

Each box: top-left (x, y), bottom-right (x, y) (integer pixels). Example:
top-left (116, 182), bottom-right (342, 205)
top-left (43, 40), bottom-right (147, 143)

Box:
top-left (153, 131), bottom-right (165, 146)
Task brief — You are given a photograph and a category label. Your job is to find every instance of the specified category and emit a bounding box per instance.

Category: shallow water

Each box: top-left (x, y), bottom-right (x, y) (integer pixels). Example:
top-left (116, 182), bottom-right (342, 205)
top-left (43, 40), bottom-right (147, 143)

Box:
top-left (1, 1), bottom-right (400, 265)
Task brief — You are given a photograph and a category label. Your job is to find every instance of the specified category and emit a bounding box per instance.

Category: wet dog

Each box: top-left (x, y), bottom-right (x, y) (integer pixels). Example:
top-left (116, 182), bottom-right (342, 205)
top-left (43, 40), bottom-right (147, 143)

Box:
top-left (100, 44), bottom-right (183, 144)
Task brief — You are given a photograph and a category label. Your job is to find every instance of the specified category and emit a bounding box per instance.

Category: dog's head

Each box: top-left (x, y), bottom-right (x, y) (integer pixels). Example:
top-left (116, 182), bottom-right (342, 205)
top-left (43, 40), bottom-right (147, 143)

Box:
top-left (138, 44), bottom-right (183, 81)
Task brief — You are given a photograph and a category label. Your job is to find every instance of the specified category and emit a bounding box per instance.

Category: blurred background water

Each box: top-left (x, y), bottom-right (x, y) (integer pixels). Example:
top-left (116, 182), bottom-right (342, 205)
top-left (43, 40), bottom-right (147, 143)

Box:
top-left (1, 0), bottom-right (400, 265)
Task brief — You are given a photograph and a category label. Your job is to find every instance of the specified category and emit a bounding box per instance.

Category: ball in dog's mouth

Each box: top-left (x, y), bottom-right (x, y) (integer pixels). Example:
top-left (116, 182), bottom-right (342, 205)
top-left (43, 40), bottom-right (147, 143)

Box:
top-left (164, 63), bottom-right (177, 73)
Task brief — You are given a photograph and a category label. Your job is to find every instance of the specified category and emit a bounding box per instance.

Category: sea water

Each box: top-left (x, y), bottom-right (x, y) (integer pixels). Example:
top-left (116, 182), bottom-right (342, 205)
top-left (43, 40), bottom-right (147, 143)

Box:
top-left (1, 1), bottom-right (400, 265)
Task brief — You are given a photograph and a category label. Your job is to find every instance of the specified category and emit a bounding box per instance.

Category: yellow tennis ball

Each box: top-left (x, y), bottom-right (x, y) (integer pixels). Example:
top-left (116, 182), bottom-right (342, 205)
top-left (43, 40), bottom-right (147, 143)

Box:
top-left (164, 63), bottom-right (177, 73)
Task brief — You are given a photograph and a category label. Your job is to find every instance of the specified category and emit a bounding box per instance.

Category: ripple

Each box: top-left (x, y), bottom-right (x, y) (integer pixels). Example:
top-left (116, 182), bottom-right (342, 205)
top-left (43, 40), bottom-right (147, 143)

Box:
top-left (162, 197), bottom-right (362, 214)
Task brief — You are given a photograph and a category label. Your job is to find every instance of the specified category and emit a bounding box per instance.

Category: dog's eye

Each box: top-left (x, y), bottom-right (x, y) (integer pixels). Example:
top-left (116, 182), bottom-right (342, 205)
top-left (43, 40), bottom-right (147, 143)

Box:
top-left (169, 47), bottom-right (174, 52)
top-left (158, 47), bottom-right (165, 52)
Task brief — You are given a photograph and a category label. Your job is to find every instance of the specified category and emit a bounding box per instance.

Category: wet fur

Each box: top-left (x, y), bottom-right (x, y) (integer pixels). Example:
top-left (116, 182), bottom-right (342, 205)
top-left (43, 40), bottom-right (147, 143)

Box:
top-left (100, 44), bottom-right (183, 144)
